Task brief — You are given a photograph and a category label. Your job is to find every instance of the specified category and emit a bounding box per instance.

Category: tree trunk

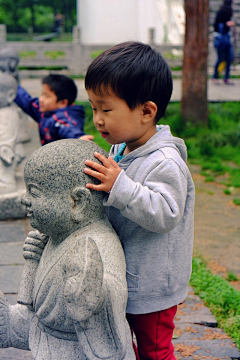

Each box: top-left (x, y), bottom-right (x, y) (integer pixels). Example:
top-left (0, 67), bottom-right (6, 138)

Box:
top-left (181, 0), bottom-right (209, 125)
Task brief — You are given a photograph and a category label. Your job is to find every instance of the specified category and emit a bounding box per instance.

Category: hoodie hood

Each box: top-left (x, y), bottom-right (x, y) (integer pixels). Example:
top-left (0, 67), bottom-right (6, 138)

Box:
top-left (111, 125), bottom-right (187, 163)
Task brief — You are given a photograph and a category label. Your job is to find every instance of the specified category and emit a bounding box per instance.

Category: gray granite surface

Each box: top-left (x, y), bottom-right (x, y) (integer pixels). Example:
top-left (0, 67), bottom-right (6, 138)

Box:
top-left (0, 139), bottom-right (135, 359)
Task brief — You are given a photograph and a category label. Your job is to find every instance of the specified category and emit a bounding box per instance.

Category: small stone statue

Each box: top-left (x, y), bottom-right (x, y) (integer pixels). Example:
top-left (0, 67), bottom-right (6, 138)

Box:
top-left (0, 73), bottom-right (24, 194)
top-left (0, 139), bottom-right (135, 360)
top-left (0, 47), bottom-right (31, 143)
top-left (0, 47), bottom-right (19, 82)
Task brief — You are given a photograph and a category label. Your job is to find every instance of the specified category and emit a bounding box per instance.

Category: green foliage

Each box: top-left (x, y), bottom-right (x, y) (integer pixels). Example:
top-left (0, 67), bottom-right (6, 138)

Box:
top-left (0, 0), bottom-right (76, 33)
top-left (190, 257), bottom-right (240, 348)
top-left (227, 272), bottom-right (239, 281)
top-left (91, 50), bottom-right (105, 59)
top-left (44, 50), bottom-right (65, 60)
top-left (19, 50), bottom-right (36, 59)
top-left (223, 188), bottom-right (231, 195)
top-left (233, 198), bottom-right (240, 206)
top-left (159, 102), bottom-right (240, 188)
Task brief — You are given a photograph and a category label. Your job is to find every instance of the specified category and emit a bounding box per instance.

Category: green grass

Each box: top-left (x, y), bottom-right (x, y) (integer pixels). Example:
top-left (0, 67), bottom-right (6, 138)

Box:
top-left (44, 50), bottom-right (65, 59)
top-left (19, 50), bottom-right (36, 59)
top-left (79, 100), bottom-right (240, 188)
top-left (190, 257), bottom-right (240, 348)
top-left (91, 50), bottom-right (105, 59)
top-left (159, 102), bottom-right (240, 189)
top-left (79, 99), bottom-right (240, 188)
top-left (227, 272), bottom-right (239, 282)
top-left (233, 198), bottom-right (240, 206)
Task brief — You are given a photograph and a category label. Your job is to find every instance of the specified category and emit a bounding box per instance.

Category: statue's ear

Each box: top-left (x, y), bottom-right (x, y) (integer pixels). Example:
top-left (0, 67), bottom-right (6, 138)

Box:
top-left (71, 186), bottom-right (92, 222)
top-left (7, 89), bottom-right (16, 104)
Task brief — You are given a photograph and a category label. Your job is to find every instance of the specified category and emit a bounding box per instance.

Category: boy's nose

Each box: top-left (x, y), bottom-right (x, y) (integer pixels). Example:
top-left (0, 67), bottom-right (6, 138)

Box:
top-left (95, 114), bottom-right (104, 126)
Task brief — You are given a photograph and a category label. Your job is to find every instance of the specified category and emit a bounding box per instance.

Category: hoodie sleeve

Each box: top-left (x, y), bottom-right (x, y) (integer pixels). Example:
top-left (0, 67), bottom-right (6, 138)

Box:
top-left (104, 158), bottom-right (189, 233)
top-left (50, 111), bottom-right (86, 140)
top-left (14, 85), bottom-right (41, 123)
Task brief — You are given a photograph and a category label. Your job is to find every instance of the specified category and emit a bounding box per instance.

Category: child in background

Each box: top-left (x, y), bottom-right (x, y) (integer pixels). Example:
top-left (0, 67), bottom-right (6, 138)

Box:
top-left (84, 41), bottom-right (195, 360)
top-left (15, 74), bottom-right (93, 145)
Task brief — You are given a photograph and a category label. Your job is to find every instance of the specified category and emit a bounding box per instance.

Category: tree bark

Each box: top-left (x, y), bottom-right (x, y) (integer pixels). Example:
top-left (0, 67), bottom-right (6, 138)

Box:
top-left (181, 0), bottom-right (209, 125)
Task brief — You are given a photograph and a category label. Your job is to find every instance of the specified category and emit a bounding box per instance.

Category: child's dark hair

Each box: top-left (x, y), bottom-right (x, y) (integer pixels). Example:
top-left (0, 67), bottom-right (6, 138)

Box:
top-left (85, 41), bottom-right (173, 121)
top-left (42, 74), bottom-right (77, 105)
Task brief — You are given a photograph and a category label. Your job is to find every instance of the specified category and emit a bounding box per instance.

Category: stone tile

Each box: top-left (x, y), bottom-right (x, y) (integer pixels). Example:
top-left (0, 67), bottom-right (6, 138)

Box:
top-left (0, 242), bottom-right (24, 265)
top-left (0, 265), bottom-right (23, 293)
top-left (0, 221), bottom-right (27, 243)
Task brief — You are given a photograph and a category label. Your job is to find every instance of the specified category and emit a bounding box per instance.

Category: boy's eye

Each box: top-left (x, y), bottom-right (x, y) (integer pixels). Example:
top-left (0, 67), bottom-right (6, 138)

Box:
top-left (92, 108), bottom-right (97, 112)
top-left (103, 109), bottom-right (111, 113)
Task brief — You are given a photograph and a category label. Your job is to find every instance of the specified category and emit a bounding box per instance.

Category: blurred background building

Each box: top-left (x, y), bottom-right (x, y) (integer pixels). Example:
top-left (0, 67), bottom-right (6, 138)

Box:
top-left (77, 0), bottom-right (185, 45)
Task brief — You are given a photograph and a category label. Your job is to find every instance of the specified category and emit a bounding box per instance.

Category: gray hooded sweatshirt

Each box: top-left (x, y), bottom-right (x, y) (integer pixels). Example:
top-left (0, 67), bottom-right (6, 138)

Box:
top-left (104, 125), bottom-right (195, 314)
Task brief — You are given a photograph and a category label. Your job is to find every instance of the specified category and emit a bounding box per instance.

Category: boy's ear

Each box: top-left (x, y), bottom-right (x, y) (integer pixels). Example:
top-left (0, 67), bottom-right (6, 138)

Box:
top-left (57, 98), bottom-right (69, 108)
top-left (141, 101), bottom-right (157, 123)
top-left (71, 186), bottom-right (92, 222)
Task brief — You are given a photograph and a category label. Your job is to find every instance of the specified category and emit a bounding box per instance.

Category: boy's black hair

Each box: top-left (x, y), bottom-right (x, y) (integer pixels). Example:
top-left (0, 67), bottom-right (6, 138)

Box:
top-left (85, 41), bottom-right (173, 121)
top-left (42, 74), bottom-right (77, 105)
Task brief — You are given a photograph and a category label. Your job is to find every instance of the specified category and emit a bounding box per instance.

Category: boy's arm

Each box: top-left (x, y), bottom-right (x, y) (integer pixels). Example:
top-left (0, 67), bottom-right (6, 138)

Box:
top-left (85, 153), bottom-right (190, 233)
top-left (51, 112), bottom-right (93, 140)
top-left (14, 85), bottom-right (41, 122)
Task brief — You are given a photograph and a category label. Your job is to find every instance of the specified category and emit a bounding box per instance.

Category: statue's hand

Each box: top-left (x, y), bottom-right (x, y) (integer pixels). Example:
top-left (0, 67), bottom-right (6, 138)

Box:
top-left (0, 290), bottom-right (10, 348)
top-left (0, 145), bottom-right (14, 165)
top-left (23, 231), bottom-right (49, 262)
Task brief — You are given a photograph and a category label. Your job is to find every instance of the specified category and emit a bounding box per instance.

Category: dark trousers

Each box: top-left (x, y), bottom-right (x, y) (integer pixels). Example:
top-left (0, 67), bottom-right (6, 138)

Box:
top-left (127, 305), bottom-right (177, 360)
top-left (213, 44), bottom-right (234, 80)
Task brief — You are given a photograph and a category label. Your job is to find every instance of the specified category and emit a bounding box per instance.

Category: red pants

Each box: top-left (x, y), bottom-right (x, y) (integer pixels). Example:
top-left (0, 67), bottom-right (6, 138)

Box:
top-left (126, 306), bottom-right (177, 360)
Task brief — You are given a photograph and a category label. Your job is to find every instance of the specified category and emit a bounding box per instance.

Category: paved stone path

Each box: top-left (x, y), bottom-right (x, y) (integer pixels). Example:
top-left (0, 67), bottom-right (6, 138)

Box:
top-left (0, 77), bottom-right (239, 358)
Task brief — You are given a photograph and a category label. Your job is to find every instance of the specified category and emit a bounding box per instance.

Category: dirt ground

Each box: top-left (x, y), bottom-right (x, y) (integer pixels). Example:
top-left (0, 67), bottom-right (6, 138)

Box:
top-left (190, 164), bottom-right (240, 284)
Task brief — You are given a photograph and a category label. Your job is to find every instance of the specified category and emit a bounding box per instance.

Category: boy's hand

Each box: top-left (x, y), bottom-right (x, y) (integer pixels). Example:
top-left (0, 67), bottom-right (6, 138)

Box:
top-left (79, 134), bottom-right (94, 141)
top-left (84, 152), bottom-right (121, 193)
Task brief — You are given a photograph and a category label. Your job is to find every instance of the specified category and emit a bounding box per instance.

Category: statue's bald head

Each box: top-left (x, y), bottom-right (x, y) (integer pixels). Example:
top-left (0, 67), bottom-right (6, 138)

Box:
top-left (0, 47), bottom-right (19, 60)
top-left (24, 139), bottom-right (107, 216)
top-left (0, 73), bottom-right (17, 93)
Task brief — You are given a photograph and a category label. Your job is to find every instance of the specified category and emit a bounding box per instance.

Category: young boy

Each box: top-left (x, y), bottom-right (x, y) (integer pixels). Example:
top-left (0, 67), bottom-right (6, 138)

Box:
top-left (14, 74), bottom-right (93, 145)
top-left (84, 41), bottom-right (195, 360)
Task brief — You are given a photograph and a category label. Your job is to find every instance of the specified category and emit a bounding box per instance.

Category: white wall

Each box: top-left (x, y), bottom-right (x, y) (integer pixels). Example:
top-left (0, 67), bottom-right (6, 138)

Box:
top-left (78, 0), bottom-right (184, 45)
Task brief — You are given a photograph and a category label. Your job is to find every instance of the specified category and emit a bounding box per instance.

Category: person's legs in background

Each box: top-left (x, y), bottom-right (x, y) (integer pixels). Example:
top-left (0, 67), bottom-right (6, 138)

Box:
top-left (127, 306), bottom-right (177, 360)
top-left (224, 44), bottom-right (234, 84)
top-left (213, 47), bottom-right (224, 84)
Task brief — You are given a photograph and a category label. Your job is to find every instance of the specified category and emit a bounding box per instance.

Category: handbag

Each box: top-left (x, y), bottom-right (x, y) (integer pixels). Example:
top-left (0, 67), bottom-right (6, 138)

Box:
top-left (214, 23), bottom-right (231, 50)
top-left (214, 33), bottom-right (231, 50)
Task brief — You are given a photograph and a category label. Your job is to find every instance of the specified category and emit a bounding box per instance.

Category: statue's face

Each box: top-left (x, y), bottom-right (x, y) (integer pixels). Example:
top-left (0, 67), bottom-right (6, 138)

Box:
top-left (21, 173), bottom-right (74, 237)
top-left (0, 56), bottom-right (18, 75)
top-left (0, 90), bottom-right (9, 107)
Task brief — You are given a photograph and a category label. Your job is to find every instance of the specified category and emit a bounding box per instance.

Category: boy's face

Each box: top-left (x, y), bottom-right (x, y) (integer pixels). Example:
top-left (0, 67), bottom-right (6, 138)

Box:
top-left (21, 170), bottom-right (73, 236)
top-left (39, 84), bottom-right (66, 113)
top-left (87, 89), bottom-right (156, 150)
